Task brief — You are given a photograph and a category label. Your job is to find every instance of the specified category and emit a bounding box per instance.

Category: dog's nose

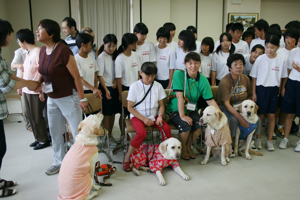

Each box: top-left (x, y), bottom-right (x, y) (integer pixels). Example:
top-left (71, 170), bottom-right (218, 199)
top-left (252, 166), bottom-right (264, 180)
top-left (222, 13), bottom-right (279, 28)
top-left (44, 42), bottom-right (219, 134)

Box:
top-left (247, 111), bottom-right (251, 116)
top-left (176, 153), bottom-right (180, 159)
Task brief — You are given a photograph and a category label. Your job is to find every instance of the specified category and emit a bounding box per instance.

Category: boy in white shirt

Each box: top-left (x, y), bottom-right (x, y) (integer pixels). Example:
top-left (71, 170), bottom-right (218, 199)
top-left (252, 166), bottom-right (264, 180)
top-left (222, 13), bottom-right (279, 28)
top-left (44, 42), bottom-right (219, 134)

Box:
top-left (214, 23), bottom-right (234, 51)
top-left (250, 19), bottom-right (269, 51)
top-left (230, 23), bottom-right (250, 55)
top-left (243, 44), bottom-right (265, 76)
top-left (122, 62), bottom-right (172, 172)
top-left (163, 22), bottom-right (178, 52)
top-left (134, 23), bottom-right (156, 64)
top-left (155, 27), bottom-right (175, 89)
top-left (75, 33), bottom-right (102, 98)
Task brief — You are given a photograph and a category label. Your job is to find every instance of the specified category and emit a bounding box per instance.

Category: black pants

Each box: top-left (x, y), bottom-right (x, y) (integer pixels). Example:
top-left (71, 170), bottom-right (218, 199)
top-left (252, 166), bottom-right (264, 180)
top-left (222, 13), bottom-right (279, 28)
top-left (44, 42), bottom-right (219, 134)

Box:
top-left (0, 120), bottom-right (6, 170)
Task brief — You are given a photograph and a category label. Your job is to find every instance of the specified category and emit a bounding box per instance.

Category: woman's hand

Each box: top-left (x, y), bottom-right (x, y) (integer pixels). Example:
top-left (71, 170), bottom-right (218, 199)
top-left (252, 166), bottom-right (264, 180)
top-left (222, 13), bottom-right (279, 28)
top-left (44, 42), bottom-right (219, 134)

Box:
top-left (238, 116), bottom-right (250, 128)
top-left (181, 115), bottom-right (193, 126)
top-left (27, 80), bottom-right (39, 91)
top-left (39, 92), bottom-right (45, 102)
top-left (17, 88), bottom-right (22, 96)
top-left (105, 89), bottom-right (111, 99)
top-left (143, 118), bottom-right (154, 127)
top-left (80, 101), bottom-right (88, 111)
top-left (92, 87), bottom-right (102, 98)
top-left (252, 93), bottom-right (257, 102)
top-left (156, 116), bottom-right (164, 126)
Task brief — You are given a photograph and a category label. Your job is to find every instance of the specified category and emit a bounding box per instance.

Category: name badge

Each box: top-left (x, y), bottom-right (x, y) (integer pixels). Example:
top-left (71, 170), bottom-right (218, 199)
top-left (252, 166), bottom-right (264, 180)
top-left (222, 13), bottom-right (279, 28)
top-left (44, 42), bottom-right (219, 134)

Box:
top-left (233, 103), bottom-right (241, 110)
top-left (43, 82), bottom-right (53, 93)
top-left (186, 103), bottom-right (196, 111)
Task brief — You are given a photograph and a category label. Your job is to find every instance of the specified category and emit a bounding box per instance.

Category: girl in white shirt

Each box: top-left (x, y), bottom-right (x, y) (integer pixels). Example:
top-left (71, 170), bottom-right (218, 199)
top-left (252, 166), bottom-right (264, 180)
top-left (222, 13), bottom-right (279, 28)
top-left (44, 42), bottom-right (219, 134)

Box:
top-left (250, 34), bottom-right (288, 151)
top-left (199, 37), bottom-right (214, 83)
top-left (154, 27), bottom-right (175, 89)
top-left (163, 22), bottom-right (178, 52)
top-left (97, 34), bottom-right (120, 143)
top-left (175, 30), bottom-right (196, 70)
top-left (211, 32), bottom-right (235, 86)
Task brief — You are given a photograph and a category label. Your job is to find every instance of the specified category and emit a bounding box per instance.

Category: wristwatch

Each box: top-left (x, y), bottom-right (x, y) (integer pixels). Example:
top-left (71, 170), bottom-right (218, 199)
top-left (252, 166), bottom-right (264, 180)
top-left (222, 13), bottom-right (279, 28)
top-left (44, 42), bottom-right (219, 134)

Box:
top-left (79, 97), bottom-right (88, 102)
top-left (158, 114), bottom-right (163, 118)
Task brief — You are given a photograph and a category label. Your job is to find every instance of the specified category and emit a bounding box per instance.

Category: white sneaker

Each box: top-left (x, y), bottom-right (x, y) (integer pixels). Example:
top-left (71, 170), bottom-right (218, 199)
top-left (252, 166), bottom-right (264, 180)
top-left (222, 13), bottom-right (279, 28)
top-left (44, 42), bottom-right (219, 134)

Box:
top-left (272, 133), bottom-right (277, 139)
top-left (266, 140), bottom-right (275, 151)
top-left (255, 138), bottom-right (262, 149)
top-left (251, 140), bottom-right (258, 151)
top-left (279, 138), bottom-right (289, 149)
top-left (295, 140), bottom-right (300, 152)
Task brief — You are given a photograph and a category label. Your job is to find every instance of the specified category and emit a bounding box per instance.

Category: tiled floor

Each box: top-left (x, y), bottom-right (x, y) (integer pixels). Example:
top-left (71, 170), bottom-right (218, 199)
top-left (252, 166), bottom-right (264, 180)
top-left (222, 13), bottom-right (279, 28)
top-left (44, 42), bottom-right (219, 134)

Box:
top-left (2, 93), bottom-right (300, 200)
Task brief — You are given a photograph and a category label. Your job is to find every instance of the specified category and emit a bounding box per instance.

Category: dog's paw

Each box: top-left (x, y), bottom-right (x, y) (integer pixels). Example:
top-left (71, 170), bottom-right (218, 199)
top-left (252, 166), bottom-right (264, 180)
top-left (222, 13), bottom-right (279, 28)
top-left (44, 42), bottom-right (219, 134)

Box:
top-left (200, 160), bottom-right (208, 165)
top-left (238, 151), bottom-right (243, 156)
top-left (86, 191), bottom-right (98, 200)
top-left (225, 157), bottom-right (230, 163)
top-left (181, 174), bottom-right (190, 181)
top-left (93, 184), bottom-right (101, 191)
top-left (221, 160), bottom-right (227, 166)
top-left (159, 179), bottom-right (166, 186)
top-left (132, 168), bottom-right (140, 176)
top-left (245, 154), bottom-right (252, 160)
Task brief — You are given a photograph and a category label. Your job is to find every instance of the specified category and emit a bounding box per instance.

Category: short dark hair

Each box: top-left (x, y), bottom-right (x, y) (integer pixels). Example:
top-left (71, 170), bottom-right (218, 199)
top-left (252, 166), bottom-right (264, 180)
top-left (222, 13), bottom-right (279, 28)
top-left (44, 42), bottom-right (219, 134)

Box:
top-left (201, 37), bottom-right (214, 54)
top-left (156, 27), bottom-right (170, 41)
top-left (81, 27), bottom-right (93, 34)
top-left (76, 33), bottom-right (93, 49)
top-left (133, 23), bottom-right (148, 35)
top-left (242, 31), bottom-right (255, 41)
top-left (285, 20), bottom-right (300, 30)
top-left (226, 23), bottom-right (234, 32)
top-left (0, 19), bottom-right (14, 47)
top-left (62, 17), bottom-right (77, 31)
top-left (178, 30), bottom-right (196, 52)
top-left (186, 25), bottom-right (197, 34)
top-left (16, 29), bottom-right (35, 45)
top-left (265, 30), bottom-right (280, 46)
top-left (38, 19), bottom-right (61, 43)
top-left (163, 22), bottom-right (176, 31)
top-left (216, 32), bottom-right (235, 55)
top-left (141, 62), bottom-right (157, 75)
top-left (283, 28), bottom-right (300, 46)
top-left (231, 23), bottom-right (244, 32)
top-left (251, 44), bottom-right (265, 53)
top-left (246, 26), bottom-right (255, 33)
top-left (254, 19), bottom-right (269, 32)
top-left (270, 24), bottom-right (281, 33)
top-left (184, 52), bottom-right (201, 63)
top-left (227, 53), bottom-right (245, 69)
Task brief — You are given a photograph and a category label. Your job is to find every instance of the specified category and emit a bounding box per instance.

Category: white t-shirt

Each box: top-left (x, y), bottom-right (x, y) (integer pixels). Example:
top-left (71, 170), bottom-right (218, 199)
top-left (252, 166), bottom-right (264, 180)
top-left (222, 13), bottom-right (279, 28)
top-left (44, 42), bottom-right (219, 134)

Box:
top-left (287, 48), bottom-right (300, 81)
top-left (199, 53), bottom-right (212, 78)
top-left (174, 48), bottom-right (188, 70)
top-left (233, 40), bottom-right (250, 55)
top-left (211, 51), bottom-right (230, 81)
top-left (242, 54), bottom-right (253, 76)
top-left (75, 53), bottom-right (99, 91)
top-left (11, 48), bottom-right (27, 77)
top-left (277, 48), bottom-right (291, 70)
top-left (115, 52), bottom-right (140, 87)
top-left (250, 37), bottom-right (265, 52)
top-left (167, 41), bottom-right (178, 52)
top-left (127, 80), bottom-right (166, 121)
top-left (136, 41), bottom-right (156, 63)
top-left (196, 41), bottom-right (201, 54)
top-left (154, 45), bottom-right (175, 80)
top-left (97, 51), bottom-right (115, 87)
top-left (250, 54), bottom-right (288, 87)
top-left (214, 40), bottom-right (220, 52)
top-left (279, 35), bottom-right (285, 49)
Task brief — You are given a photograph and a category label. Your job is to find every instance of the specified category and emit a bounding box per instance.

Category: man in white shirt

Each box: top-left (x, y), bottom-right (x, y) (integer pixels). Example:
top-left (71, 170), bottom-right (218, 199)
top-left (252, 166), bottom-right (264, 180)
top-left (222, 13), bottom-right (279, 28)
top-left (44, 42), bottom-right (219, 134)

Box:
top-left (230, 23), bottom-right (250, 55)
top-left (250, 19), bottom-right (269, 51)
top-left (62, 17), bottom-right (79, 55)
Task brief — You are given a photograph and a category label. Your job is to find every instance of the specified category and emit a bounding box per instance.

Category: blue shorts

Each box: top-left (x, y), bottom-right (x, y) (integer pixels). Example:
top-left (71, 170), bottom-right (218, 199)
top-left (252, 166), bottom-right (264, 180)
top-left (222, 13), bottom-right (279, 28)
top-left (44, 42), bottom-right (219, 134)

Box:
top-left (281, 79), bottom-right (300, 117)
top-left (256, 86), bottom-right (279, 114)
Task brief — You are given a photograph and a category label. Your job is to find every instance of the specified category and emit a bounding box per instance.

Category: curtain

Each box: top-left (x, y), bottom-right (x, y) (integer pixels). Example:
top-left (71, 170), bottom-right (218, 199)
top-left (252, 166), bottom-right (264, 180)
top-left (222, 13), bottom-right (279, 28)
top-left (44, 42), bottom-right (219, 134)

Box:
top-left (78, 0), bottom-right (130, 51)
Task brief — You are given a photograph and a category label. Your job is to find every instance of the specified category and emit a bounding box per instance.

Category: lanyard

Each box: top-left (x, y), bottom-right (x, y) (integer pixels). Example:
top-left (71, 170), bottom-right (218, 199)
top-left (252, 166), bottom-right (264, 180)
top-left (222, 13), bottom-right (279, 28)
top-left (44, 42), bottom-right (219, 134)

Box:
top-left (142, 80), bottom-right (151, 117)
top-left (41, 43), bottom-right (56, 83)
top-left (187, 73), bottom-right (200, 103)
top-left (230, 73), bottom-right (239, 104)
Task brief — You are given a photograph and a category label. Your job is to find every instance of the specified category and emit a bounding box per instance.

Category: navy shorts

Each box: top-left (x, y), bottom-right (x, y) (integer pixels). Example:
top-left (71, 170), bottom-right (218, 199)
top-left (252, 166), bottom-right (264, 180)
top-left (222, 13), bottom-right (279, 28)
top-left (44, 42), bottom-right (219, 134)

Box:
top-left (277, 93), bottom-right (283, 108)
top-left (256, 86), bottom-right (279, 114)
top-left (122, 85), bottom-right (130, 115)
top-left (281, 79), bottom-right (300, 117)
top-left (170, 111), bottom-right (201, 133)
top-left (156, 79), bottom-right (169, 89)
top-left (99, 85), bottom-right (122, 116)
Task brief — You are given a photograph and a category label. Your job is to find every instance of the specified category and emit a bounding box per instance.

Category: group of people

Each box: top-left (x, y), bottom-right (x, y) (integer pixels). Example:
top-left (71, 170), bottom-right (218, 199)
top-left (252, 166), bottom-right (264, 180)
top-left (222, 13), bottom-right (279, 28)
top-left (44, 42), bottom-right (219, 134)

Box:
top-left (0, 15), bottom-right (300, 198)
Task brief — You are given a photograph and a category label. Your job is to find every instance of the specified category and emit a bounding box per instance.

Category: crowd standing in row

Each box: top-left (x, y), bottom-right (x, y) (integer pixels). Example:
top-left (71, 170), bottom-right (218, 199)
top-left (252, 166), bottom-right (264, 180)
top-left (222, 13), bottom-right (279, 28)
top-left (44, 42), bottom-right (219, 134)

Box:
top-left (0, 16), bottom-right (300, 197)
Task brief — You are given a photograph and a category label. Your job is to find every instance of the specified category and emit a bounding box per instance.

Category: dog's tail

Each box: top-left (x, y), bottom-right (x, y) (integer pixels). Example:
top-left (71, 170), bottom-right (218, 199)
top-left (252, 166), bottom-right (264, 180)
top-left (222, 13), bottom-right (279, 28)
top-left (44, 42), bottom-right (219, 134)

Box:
top-left (249, 149), bottom-right (263, 156)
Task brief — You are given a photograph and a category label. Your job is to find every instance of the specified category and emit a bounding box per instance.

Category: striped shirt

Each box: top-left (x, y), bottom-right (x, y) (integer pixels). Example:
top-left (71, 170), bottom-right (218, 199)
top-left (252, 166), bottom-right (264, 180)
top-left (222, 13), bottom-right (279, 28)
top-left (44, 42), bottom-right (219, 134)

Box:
top-left (0, 52), bottom-right (16, 120)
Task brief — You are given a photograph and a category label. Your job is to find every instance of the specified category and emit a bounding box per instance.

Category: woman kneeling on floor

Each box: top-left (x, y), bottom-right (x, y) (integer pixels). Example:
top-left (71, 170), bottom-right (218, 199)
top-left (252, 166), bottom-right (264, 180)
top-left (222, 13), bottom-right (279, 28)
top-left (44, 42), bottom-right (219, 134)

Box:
top-left (166, 52), bottom-right (219, 160)
top-left (123, 62), bottom-right (172, 172)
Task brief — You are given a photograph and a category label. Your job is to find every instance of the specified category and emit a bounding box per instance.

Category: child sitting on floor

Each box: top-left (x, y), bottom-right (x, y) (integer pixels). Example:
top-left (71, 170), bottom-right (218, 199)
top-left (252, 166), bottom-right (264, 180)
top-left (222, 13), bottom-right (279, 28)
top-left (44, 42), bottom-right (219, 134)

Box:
top-left (123, 62), bottom-right (172, 172)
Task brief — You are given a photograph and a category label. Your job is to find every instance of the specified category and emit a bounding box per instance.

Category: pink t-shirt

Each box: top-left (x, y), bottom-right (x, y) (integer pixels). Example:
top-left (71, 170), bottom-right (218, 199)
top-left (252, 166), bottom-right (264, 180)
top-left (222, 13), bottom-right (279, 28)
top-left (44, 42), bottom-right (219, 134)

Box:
top-left (23, 47), bottom-right (40, 94)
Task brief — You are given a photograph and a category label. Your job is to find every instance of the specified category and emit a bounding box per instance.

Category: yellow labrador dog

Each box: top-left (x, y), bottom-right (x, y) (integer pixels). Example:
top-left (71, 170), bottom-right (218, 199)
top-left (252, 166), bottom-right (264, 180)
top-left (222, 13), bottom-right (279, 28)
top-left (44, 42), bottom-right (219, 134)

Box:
top-left (234, 100), bottom-right (263, 160)
top-left (130, 138), bottom-right (189, 186)
top-left (58, 113), bottom-right (104, 200)
top-left (199, 106), bottom-right (232, 166)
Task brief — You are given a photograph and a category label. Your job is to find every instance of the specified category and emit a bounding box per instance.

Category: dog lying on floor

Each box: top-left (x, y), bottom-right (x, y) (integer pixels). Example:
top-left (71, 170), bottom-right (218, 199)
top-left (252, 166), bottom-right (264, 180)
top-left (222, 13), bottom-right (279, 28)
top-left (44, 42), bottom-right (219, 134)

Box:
top-left (199, 106), bottom-right (232, 166)
top-left (58, 113), bottom-right (104, 200)
top-left (130, 138), bottom-right (189, 186)
top-left (234, 100), bottom-right (263, 159)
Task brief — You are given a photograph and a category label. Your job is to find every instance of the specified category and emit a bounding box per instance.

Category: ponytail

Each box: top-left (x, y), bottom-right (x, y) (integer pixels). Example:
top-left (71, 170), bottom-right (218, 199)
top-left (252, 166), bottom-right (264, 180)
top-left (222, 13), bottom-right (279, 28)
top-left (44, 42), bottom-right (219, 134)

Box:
top-left (115, 33), bottom-right (138, 59)
top-left (98, 34), bottom-right (118, 60)
top-left (216, 32), bottom-right (235, 55)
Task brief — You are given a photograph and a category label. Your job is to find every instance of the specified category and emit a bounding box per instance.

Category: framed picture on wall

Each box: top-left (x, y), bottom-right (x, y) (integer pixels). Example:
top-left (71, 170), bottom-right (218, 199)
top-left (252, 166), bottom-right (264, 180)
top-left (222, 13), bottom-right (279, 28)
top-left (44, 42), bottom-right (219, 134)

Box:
top-left (228, 13), bottom-right (259, 31)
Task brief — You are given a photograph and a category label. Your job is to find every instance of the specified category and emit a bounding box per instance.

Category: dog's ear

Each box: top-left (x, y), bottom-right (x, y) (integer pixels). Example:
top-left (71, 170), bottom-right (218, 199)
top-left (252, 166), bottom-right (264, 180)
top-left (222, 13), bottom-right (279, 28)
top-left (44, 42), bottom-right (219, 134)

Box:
top-left (93, 123), bottom-right (104, 136)
top-left (77, 121), bottom-right (83, 133)
top-left (217, 111), bottom-right (223, 121)
top-left (238, 104), bottom-right (242, 113)
top-left (160, 141), bottom-right (168, 154)
top-left (254, 104), bottom-right (259, 114)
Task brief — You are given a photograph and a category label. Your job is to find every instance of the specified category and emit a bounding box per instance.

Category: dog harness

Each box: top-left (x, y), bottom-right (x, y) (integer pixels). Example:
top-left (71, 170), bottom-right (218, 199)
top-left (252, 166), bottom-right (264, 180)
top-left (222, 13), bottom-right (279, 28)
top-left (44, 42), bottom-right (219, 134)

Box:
top-left (238, 122), bottom-right (257, 140)
top-left (58, 143), bottom-right (98, 200)
top-left (130, 144), bottom-right (179, 173)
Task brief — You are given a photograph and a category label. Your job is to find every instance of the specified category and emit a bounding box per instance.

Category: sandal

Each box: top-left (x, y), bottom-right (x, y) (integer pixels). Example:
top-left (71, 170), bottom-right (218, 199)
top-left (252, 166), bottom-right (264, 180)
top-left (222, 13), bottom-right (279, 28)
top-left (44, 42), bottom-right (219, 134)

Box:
top-left (187, 148), bottom-right (196, 159)
top-left (123, 161), bottom-right (132, 172)
top-left (0, 188), bottom-right (16, 198)
top-left (180, 151), bottom-right (190, 161)
top-left (0, 179), bottom-right (17, 188)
